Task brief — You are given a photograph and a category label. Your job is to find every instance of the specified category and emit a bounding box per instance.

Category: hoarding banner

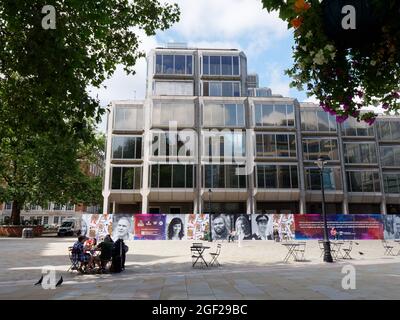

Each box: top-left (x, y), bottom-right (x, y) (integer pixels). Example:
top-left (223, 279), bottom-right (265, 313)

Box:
top-left (134, 214), bottom-right (166, 240)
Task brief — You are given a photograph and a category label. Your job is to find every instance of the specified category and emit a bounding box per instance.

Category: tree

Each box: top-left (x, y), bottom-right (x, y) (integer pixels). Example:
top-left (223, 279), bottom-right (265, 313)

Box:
top-left (0, 1), bottom-right (180, 224)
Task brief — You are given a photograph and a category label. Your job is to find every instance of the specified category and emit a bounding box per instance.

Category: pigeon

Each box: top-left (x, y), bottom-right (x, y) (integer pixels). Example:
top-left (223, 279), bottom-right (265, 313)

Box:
top-left (354, 242), bottom-right (360, 245)
top-left (34, 275), bottom-right (43, 286)
top-left (358, 251), bottom-right (364, 255)
top-left (55, 276), bottom-right (63, 287)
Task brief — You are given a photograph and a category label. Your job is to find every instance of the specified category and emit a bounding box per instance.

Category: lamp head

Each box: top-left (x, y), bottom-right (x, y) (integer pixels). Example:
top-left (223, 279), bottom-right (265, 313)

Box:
top-left (315, 157), bottom-right (327, 170)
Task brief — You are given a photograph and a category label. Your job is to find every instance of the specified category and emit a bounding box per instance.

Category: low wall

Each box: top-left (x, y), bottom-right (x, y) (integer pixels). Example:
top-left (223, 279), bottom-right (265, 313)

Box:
top-left (0, 225), bottom-right (44, 237)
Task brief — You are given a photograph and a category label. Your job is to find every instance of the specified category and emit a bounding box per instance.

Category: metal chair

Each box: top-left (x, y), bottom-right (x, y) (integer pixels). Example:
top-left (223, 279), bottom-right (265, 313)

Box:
top-left (318, 240), bottom-right (325, 257)
top-left (209, 244), bottom-right (222, 267)
top-left (67, 246), bottom-right (81, 272)
top-left (293, 242), bottom-right (306, 261)
top-left (342, 241), bottom-right (353, 259)
top-left (382, 240), bottom-right (395, 256)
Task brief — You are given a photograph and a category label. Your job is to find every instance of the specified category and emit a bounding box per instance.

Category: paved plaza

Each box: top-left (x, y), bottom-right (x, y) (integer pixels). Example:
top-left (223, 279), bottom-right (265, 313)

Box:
top-left (0, 238), bottom-right (399, 300)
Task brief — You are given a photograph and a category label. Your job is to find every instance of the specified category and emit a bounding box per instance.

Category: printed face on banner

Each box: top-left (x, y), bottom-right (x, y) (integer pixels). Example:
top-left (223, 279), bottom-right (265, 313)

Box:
top-left (112, 214), bottom-right (134, 241)
top-left (186, 214), bottom-right (209, 240)
top-left (383, 215), bottom-right (400, 240)
top-left (166, 214), bottom-right (186, 240)
top-left (134, 214), bottom-right (166, 240)
top-left (233, 214), bottom-right (252, 240)
top-left (211, 214), bottom-right (232, 241)
top-left (273, 213), bottom-right (295, 241)
top-left (251, 214), bottom-right (274, 240)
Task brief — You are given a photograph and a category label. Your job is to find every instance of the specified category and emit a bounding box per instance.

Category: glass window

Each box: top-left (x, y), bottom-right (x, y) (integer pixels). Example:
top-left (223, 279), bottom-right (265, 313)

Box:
top-left (159, 165), bottom-right (172, 188)
top-left (221, 56), bottom-right (232, 75)
top-left (232, 56), bottom-right (239, 75)
top-left (391, 122), bottom-right (400, 140)
top-left (156, 54), bottom-right (162, 73)
top-left (173, 165), bottom-right (185, 188)
top-left (317, 111), bottom-right (329, 131)
top-left (255, 104), bottom-right (294, 127)
top-left (278, 166), bottom-right (291, 188)
top-left (343, 117), bottom-right (374, 136)
top-left (255, 105), bottom-right (262, 126)
top-left (114, 106), bottom-right (143, 131)
top-left (210, 82), bottom-right (222, 96)
top-left (233, 83), bottom-right (240, 97)
top-left (347, 171), bottom-right (380, 192)
top-left (301, 110), bottom-right (336, 132)
top-left (256, 165), bottom-right (298, 189)
top-left (210, 56), bottom-right (220, 75)
top-left (237, 103), bottom-right (244, 125)
top-left (121, 168), bottom-right (134, 189)
top-left (225, 104), bottom-right (237, 126)
top-left (112, 167), bottom-right (122, 189)
top-left (174, 55), bottom-right (185, 74)
top-left (276, 135), bottom-right (289, 157)
top-left (384, 174), bottom-right (400, 194)
top-left (203, 56), bottom-right (209, 75)
top-left (163, 55), bottom-right (174, 74)
top-left (152, 102), bottom-right (195, 127)
top-left (186, 56), bottom-right (192, 74)
top-left (111, 167), bottom-right (141, 190)
top-left (222, 82), bottom-right (232, 97)
top-left (345, 143), bottom-right (377, 164)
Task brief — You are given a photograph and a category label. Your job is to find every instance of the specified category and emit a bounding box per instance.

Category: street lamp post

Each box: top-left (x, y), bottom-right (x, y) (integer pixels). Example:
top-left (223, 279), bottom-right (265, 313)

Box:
top-left (208, 188), bottom-right (212, 242)
top-left (315, 157), bottom-right (333, 263)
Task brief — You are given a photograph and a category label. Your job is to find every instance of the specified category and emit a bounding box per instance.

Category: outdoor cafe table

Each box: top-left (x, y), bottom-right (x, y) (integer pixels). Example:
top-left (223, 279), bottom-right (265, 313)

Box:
top-left (191, 246), bottom-right (211, 267)
top-left (330, 241), bottom-right (345, 259)
top-left (282, 242), bottom-right (302, 262)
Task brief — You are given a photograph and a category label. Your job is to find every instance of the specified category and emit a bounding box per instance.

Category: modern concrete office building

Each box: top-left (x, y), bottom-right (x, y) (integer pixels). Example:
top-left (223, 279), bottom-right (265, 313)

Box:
top-left (102, 44), bottom-right (400, 215)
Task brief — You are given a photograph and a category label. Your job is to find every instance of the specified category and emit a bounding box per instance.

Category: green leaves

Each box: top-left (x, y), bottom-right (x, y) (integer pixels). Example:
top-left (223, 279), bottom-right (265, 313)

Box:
top-left (0, 1), bottom-right (180, 223)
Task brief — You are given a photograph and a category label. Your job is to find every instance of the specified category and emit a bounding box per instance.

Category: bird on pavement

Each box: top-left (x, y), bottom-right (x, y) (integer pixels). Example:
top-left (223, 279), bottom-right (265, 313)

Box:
top-left (34, 275), bottom-right (43, 286)
top-left (358, 251), bottom-right (364, 255)
top-left (55, 276), bottom-right (63, 287)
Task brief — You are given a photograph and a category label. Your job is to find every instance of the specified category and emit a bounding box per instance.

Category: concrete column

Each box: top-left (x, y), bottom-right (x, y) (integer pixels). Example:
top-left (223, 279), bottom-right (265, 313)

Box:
top-left (381, 200), bottom-right (387, 215)
top-left (337, 121), bottom-right (349, 214)
top-left (141, 193), bottom-right (148, 213)
top-left (141, 98), bottom-right (151, 214)
top-left (102, 105), bottom-right (114, 215)
top-left (294, 100), bottom-right (306, 214)
top-left (112, 201), bottom-right (116, 214)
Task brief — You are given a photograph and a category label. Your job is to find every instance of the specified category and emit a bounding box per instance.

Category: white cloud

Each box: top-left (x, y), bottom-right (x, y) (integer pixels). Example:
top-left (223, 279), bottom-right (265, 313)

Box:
top-left (166, 0), bottom-right (287, 40)
top-left (264, 64), bottom-right (291, 97)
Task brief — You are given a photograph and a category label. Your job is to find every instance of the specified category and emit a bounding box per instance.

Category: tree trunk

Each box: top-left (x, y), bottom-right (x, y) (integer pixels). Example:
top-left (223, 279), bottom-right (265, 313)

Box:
top-left (11, 200), bottom-right (21, 225)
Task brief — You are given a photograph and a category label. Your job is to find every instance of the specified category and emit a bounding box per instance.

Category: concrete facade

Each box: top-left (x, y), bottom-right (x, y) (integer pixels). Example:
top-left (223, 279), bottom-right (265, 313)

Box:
top-left (102, 45), bottom-right (400, 215)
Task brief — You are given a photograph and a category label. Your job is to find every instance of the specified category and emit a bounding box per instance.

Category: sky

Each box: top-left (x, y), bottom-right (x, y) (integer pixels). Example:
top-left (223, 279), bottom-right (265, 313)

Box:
top-left (91, 0), bottom-right (315, 132)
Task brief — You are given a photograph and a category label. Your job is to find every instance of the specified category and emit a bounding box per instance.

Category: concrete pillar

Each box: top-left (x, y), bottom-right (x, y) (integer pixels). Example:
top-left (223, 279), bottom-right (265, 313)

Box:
top-left (299, 199), bottom-right (306, 214)
top-left (381, 200), bottom-right (387, 215)
top-left (112, 201), bottom-right (116, 214)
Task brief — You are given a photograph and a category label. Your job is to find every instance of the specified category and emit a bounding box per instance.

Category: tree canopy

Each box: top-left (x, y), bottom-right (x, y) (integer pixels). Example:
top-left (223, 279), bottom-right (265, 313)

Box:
top-left (0, 0), bottom-right (180, 224)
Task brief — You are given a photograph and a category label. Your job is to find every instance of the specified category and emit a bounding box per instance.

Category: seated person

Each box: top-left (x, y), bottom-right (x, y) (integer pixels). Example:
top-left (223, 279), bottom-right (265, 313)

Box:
top-left (96, 235), bottom-right (114, 272)
top-left (72, 236), bottom-right (91, 273)
top-left (110, 238), bottom-right (128, 273)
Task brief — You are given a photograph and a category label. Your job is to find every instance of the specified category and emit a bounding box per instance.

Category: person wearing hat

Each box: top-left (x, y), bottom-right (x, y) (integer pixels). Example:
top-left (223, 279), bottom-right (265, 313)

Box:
top-left (251, 214), bottom-right (273, 240)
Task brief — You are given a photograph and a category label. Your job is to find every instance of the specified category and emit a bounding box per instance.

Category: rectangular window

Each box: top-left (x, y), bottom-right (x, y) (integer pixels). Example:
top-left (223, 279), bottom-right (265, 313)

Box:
top-left (305, 168), bottom-right (341, 191)
top-left (152, 101), bottom-right (195, 127)
top-left (204, 165), bottom-right (246, 188)
top-left (221, 56), bottom-right (232, 75)
top-left (203, 103), bottom-right (245, 127)
top-left (384, 173), bottom-right (400, 194)
top-left (151, 164), bottom-right (195, 188)
top-left (154, 81), bottom-right (194, 96)
top-left (347, 171), bottom-right (380, 192)
top-left (155, 54), bottom-right (193, 75)
top-left (111, 167), bottom-right (141, 190)
top-left (303, 139), bottom-right (338, 161)
top-left (203, 131), bottom-right (246, 158)
top-left (255, 104), bottom-right (295, 127)
top-left (343, 117), bottom-right (374, 136)
top-left (344, 143), bottom-right (377, 164)
top-left (203, 56), bottom-right (209, 75)
top-left (203, 81), bottom-right (240, 97)
top-left (112, 136), bottom-right (142, 160)
top-left (256, 134), bottom-right (296, 158)
top-left (256, 165), bottom-right (298, 189)
top-left (43, 216), bottom-right (49, 225)
top-left (301, 110), bottom-right (336, 132)
top-left (114, 105), bottom-right (144, 131)
top-left (53, 216), bottom-right (59, 224)
top-left (203, 55), bottom-right (240, 76)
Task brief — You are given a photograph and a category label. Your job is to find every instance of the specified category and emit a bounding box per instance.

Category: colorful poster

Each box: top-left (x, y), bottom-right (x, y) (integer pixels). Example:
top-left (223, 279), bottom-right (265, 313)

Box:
top-left (166, 214), bottom-right (186, 240)
top-left (272, 213), bottom-right (295, 241)
top-left (186, 214), bottom-right (209, 240)
top-left (134, 214), bottom-right (166, 240)
top-left (112, 214), bottom-right (134, 241)
top-left (211, 214), bottom-right (233, 240)
top-left (383, 215), bottom-right (400, 239)
top-left (294, 214), bottom-right (383, 240)
top-left (81, 214), bottom-right (113, 241)
top-left (233, 214), bottom-right (252, 240)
